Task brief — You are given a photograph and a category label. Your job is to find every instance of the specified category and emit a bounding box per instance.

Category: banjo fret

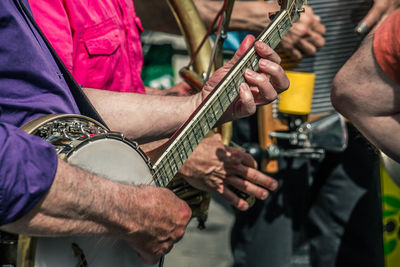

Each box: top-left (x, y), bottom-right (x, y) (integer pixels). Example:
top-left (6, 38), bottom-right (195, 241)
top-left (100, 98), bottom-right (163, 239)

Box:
top-left (153, 4), bottom-right (297, 184)
top-left (17, 1), bottom-right (306, 265)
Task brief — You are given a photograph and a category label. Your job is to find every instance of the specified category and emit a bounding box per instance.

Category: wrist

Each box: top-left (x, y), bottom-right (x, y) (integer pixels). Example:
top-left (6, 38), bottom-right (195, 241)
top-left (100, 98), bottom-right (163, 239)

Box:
top-left (230, 2), bottom-right (279, 33)
top-left (94, 182), bottom-right (142, 237)
top-left (191, 92), bottom-right (203, 111)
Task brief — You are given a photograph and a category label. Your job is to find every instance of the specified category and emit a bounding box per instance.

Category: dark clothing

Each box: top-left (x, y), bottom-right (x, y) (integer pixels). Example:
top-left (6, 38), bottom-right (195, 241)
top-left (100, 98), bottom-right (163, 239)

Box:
top-left (230, 0), bottom-right (384, 266)
top-left (232, 122), bottom-right (383, 267)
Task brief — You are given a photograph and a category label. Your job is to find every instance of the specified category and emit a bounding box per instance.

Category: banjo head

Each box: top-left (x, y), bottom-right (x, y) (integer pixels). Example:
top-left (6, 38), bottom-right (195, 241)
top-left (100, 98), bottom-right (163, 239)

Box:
top-left (18, 115), bottom-right (156, 267)
top-left (67, 133), bottom-right (155, 186)
top-left (25, 114), bottom-right (155, 186)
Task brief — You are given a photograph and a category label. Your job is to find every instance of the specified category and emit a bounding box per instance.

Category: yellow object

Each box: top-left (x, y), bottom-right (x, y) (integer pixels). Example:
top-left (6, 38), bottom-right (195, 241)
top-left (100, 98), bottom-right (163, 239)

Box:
top-left (278, 71), bottom-right (315, 115)
top-left (380, 162), bottom-right (400, 266)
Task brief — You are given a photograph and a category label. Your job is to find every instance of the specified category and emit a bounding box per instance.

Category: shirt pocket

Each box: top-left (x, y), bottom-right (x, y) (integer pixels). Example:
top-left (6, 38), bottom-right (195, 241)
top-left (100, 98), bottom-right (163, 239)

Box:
top-left (82, 17), bottom-right (122, 57)
top-left (78, 17), bottom-right (124, 88)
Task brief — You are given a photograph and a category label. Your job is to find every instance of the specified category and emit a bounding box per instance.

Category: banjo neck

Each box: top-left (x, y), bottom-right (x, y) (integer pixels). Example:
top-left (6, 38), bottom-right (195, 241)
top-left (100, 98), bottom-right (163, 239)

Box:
top-left (152, 0), bottom-right (305, 187)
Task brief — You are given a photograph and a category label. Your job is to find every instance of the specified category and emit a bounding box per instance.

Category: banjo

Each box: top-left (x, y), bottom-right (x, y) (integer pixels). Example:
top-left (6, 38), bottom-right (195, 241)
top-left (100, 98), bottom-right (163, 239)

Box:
top-left (16, 1), bottom-right (306, 266)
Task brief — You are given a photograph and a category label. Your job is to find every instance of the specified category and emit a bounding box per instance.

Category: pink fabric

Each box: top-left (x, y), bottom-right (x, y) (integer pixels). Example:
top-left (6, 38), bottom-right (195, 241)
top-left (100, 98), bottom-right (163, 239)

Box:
top-left (29, 0), bottom-right (145, 94)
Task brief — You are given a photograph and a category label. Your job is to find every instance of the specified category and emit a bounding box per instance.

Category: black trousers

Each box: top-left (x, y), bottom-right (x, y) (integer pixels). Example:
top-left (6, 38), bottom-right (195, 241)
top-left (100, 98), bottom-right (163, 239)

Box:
top-left (230, 125), bottom-right (384, 267)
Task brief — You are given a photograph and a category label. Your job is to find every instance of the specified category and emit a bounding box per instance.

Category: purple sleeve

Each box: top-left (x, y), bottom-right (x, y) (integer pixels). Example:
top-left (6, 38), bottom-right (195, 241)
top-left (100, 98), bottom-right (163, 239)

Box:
top-left (0, 123), bottom-right (58, 225)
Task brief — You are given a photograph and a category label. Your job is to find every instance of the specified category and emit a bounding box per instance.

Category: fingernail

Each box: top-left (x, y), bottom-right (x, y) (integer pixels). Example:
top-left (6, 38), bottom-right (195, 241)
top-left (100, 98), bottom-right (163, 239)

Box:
top-left (259, 59), bottom-right (269, 67)
top-left (255, 41), bottom-right (265, 50)
top-left (239, 202), bottom-right (250, 211)
top-left (270, 181), bottom-right (278, 190)
top-left (246, 69), bottom-right (256, 77)
top-left (261, 191), bottom-right (269, 200)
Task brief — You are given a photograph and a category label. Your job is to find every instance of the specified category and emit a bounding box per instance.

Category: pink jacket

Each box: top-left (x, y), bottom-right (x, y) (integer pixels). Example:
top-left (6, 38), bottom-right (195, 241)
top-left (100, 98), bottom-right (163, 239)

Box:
top-left (29, 0), bottom-right (145, 94)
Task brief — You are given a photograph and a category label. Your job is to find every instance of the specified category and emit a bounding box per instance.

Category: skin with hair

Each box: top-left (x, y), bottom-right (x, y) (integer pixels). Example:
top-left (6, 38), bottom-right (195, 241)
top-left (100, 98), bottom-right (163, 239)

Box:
top-left (1, 36), bottom-right (289, 264)
top-left (135, 0), bottom-right (325, 60)
top-left (331, 26), bottom-right (400, 162)
top-left (137, 1), bottom-right (325, 208)
top-left (86, 35), bottom-right (289, 209)
top-left (179, 133), bottom-right (278, 210)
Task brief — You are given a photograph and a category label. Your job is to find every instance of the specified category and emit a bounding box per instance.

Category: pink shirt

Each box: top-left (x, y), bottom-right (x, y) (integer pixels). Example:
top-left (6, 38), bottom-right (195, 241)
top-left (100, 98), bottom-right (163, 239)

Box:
top-left (29, 0), bottom-right (145, 94)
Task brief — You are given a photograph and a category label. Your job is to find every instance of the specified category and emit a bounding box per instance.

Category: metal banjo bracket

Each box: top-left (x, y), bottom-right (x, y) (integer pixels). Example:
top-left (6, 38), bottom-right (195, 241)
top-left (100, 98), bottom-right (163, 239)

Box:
top-left (31, 116), bottom-right (108, 156)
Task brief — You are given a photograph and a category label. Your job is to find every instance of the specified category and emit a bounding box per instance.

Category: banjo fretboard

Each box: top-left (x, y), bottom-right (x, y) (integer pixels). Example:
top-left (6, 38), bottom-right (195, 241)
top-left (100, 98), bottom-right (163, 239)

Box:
top-left (153, 1), bottom-right (304, 187)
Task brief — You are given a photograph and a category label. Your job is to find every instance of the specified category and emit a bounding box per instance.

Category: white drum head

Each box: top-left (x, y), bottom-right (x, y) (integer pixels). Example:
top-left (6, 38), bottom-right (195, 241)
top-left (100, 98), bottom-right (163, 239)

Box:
top-left (67, 136), bottom-right (154, 185)
top-left (34, 135), bottom-right (156, 267)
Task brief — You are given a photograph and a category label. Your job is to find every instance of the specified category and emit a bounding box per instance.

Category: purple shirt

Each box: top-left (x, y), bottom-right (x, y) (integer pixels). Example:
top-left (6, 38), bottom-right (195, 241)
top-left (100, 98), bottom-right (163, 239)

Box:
top-left (0, 0), bottom-right (80, 225)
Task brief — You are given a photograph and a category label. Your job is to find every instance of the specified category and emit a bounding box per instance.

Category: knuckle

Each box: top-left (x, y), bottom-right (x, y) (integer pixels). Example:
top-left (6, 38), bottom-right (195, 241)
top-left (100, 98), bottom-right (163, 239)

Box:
top-left (271, 62), bottom-right (282, 74)
top-left (305, 45), bottom-right (317, 55)
top-left (247, 172), bottom-right (259, 183)
top-left (240, 180), bottom-right (250, 191)
top-left (246, 103), bottom-right (257, 115)
top-left (175, 228), bottom-right (186, 239)
top-left (275, 55), bottom-right (282, 65)
top-left (284, 79), bottom-right (290, 91)
top-left (297, 23), bottom-right (309, 35)
top-left (181, 205), bottom-right (192, 221)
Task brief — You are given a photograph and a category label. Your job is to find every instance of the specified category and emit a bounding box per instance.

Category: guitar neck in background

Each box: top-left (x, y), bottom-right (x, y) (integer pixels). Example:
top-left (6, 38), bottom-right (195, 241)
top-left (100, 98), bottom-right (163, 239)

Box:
top-left (152, 2), bottom-right (302, 187)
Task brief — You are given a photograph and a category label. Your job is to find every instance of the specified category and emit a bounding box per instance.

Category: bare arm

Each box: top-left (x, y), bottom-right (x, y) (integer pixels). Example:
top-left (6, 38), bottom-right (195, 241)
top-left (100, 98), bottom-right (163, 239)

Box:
top-left (194, 0), bottom-right (279, 33)
top-left (195, 2), bottom-right (326, 60)
top-left (145, 81), bottom-right (195, 96)
top-left (136, 1), bottom-right (324, 59)
top-left (331, 33), bottom-right (400, 162)
top-left (135, 0), bottom-right (279, 35)
top-left (83, 87), bottom-right (200, 144)
top-left (85, 36), bottom-right (289, 144)
top-left (1, 159), bottom-right (191, 264)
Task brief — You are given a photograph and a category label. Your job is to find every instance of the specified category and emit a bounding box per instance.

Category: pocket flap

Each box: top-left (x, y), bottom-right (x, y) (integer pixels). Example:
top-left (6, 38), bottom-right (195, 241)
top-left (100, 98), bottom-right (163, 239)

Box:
top-left (83, 28), bottom-right (121, 56)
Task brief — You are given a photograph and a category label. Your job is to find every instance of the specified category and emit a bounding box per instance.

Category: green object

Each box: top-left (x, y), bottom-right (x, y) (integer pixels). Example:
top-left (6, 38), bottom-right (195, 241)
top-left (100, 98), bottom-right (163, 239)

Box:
top-left (382, 195), bottom-right (400, 210)
top-left (142, 43), bottom-right (174, 89)
top-left (385, 239), bottom-right (397, 256)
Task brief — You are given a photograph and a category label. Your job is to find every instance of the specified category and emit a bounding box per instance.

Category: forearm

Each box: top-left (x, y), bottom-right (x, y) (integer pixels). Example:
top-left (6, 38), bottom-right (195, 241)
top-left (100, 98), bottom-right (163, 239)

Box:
top-left (352, 115), bottom-right (400, 162)
top-left (135, 0), bottom-right (279, 35)
top-left (1, 159), bottom-right (124, 236)
top-left (194, 0), bottom-right (279, 33)
top-left (83, 87), bottom-right (201, 143)
top-left (2, 157), bottom-right (191, 263)
top-left (146, 82), bottom-right (195, 96)
top-left (332, 34), bottom-right (400, 161)
top-left (144, 85), bottom-right (179, 96)
top-left (145, 86), bottom-right (166, 95)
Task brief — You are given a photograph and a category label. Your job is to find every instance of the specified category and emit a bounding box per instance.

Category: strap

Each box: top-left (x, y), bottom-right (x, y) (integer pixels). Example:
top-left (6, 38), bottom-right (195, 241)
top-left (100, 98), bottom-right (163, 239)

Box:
top-left (18, 0), bottom-right (109, 128)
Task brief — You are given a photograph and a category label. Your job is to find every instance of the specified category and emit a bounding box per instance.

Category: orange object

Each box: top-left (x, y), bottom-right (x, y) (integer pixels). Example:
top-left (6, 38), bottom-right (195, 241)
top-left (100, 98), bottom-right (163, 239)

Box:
top-left (373, 9), bottom-right (400, 84)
